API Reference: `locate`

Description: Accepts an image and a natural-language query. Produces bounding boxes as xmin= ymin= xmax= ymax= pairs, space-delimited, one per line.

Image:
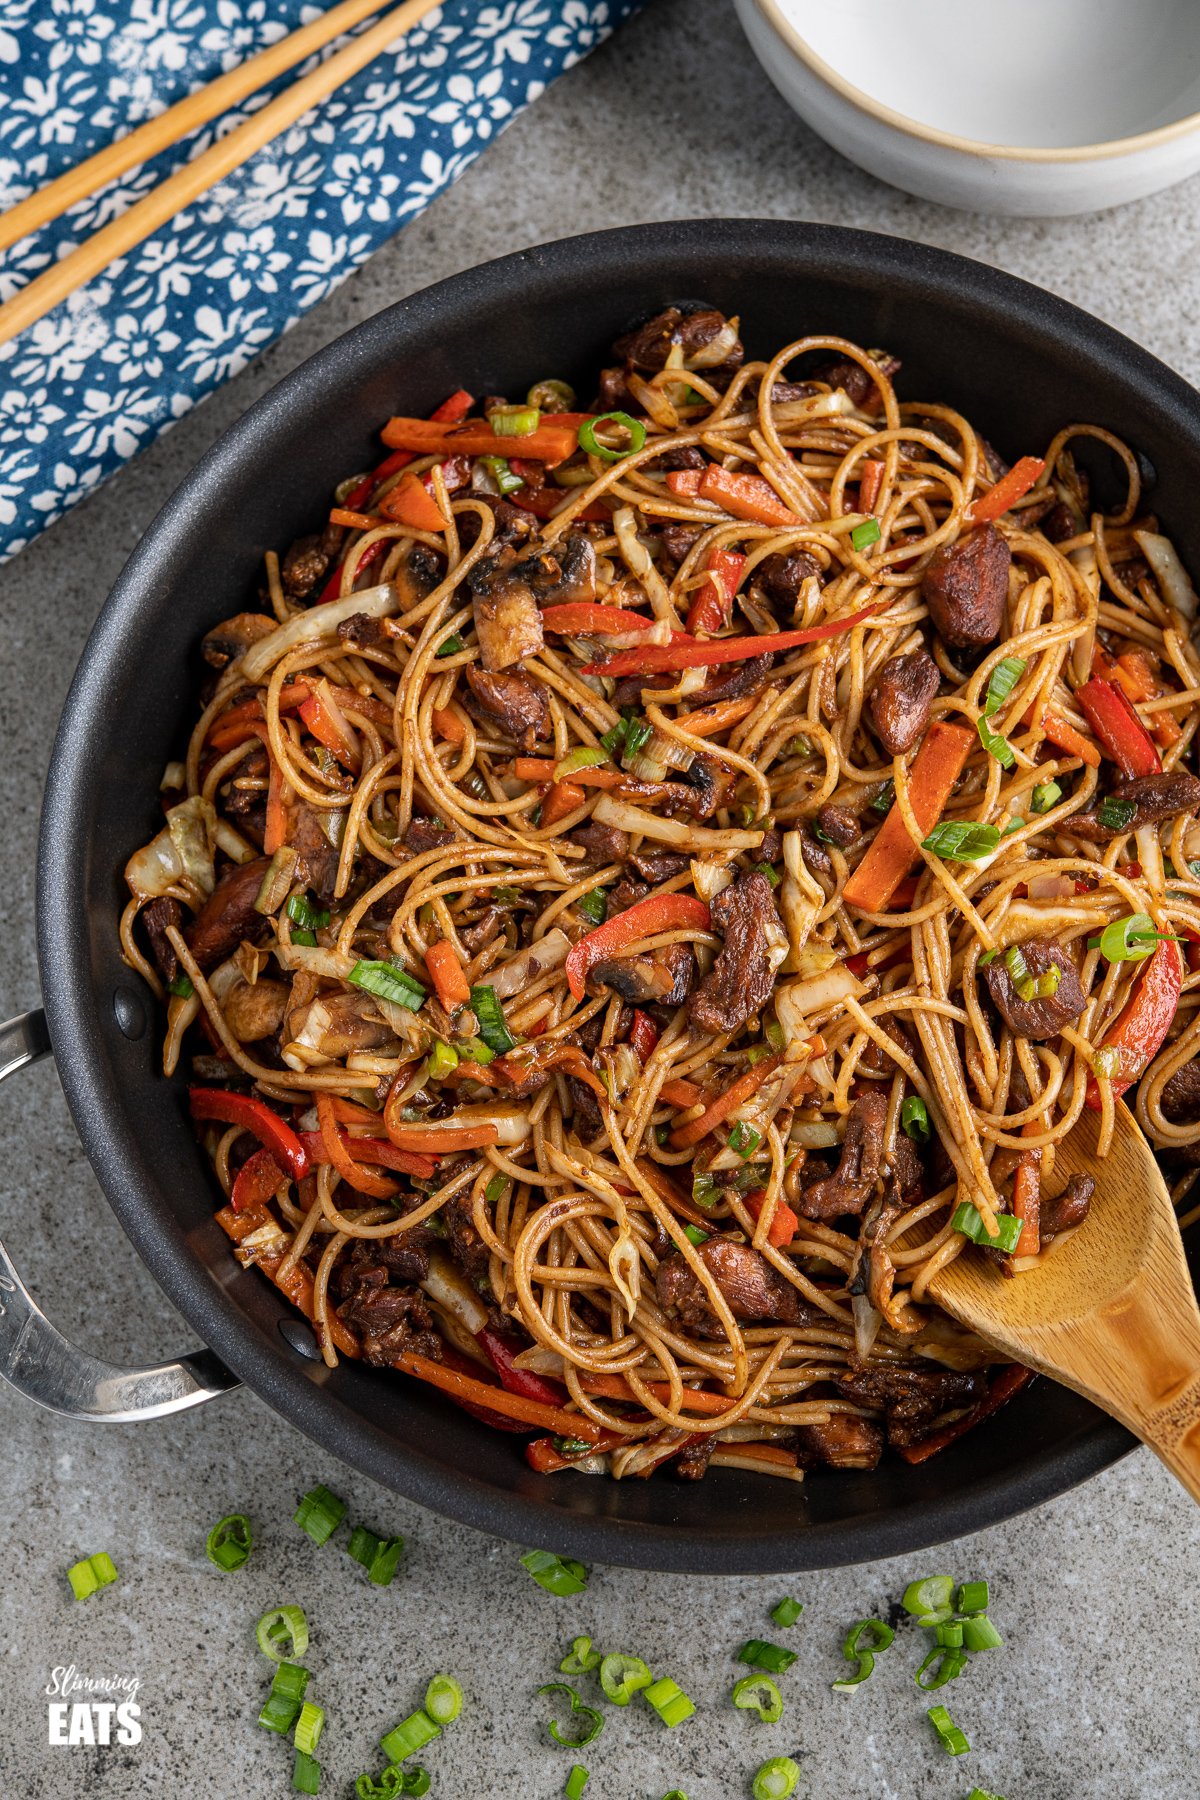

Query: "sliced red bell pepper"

xmin=565 ymin=893 xmax=711 ymax=999
xmin=580 ymin=602 xmax=881 ymax=678
xmin=968 ymin=455 xmax=1046 ymax=523
xmin=687 ymin=546 xmax=746 ymax=636
xmin=316 ymin=535 xmax=386 ymax=605
xmin=189 ymin=1088 xmax=309 ymax=1181
xmin=510 ymin=485 xmax=611 ymax=523
xmin=895 ymin=1364 xmax=1035 ymax=1463
xmin=630 ymin=1009 xmax=659 ymax=1062
xmin=430 ymin=388 xmax=475 ymax=425
xmin=476 ymin=1328 xmax=567 ymax=1406
xmin=230 ymin=1147 xmax=285 ymax=1213
xmin=540 ymin=603 xmax=655 ymax=636
xmin=1085 ymin=937 xmax=1183 ymax=1107
xmin=1075 ymin=677 xmax=1161 ymax=779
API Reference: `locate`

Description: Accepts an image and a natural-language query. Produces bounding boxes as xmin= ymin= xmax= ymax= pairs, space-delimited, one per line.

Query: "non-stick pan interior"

xmin=37 ymin=220 xmax=1200 ymax=1570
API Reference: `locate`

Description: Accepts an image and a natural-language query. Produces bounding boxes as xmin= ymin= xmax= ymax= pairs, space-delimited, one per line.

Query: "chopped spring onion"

xmin=272 ymin=1662 xmax=311 ymax=1703
xmin=927 ymin=1703 xmax=970 ymax=1756
xmin=489 ymin=405 xmax=541 ymax=437
xmin=963 ymin=1615 xmax=1004 ymax=1652
xmin=643 ymin=1676 xmax=695 ymax=1728
xmin=349 ymin=960 xmax=427 ymax=1012
xmin=260 ymin=1664 xmax=310 ymax=1734
xmin=771 ymin=1597 xmax=803 ymax=1629
xmin=576 ymin=887 xmax=608 ymax=925
xmin=564 ymin=1766 xmax=590 ymax=1800
xmin=727 ymin=1118 xmax=762 ymax=1159
xmin=555 ymin=746 xmax=610 ymax=781
xmin=380 ymin=1710 xmax=441 ymax=1764
xmin=67 ymin=1552 xmax=118 ymax=1601
xmin=205 ymin=1512 xmax=252 ymax=1572
xmin=831 ymin=1655 xmax=875 ymax=1694
xmin=754 ymin=862 xmax=781 ymax=887
xmin=484 ymin=1173 xmax=508 ymax=1204
xmin=737 ymin=1640 xmax=797 ymax=1675
xmin=599 ymin=1653 xmax=653 ymax=1705
xmin=1016 ymin=965 xmax=1060 ymax=1002
xmin=579 ymin=412 xmax=647 ymax=463
xmin=983 ymin=655 xmax=1027 ymax=715
xmin=850 ymin=517 xmax=881 ymax=552
xmin=957 ymin=1579 xmax=989 ymax=1614
xmin=294 ymin=1701 xmax=325 ymax=1755
xmin=683 ymin=1224 xmax=709 ymax=1247
xmin=257 ymin=1605 xmax=310 ymax=1662
xmin=354 ymin=1769 xmax=403 ymax=1800
xmin=288 ymin=893 xmax=331 ymax=931
xmin=521 ymin=1550 xmax=589 ymax=1596
xmin=560 ymin=1636 xmax=602 ymax=1674
xmin=347 ymin=1527 xmax=404 ymax=1586
xmin=478 ymin=454 xmax=524 ymax=496
xmin=470 ymin=984 xmax=517 ymax=1054
xmin=528 ymin=379 xmax=576 ymax=412
xmin=1094 ymin=1044 xmax=1122 ymax=1080
xmin=915 ymin=1647 xmax=968 ymax=1690
xmin=537 ymin=1683 xmax=604 ymax=1749
xmin=966 ymin=1789 xmax=1006 ymax=1800
xmin=168 ymin=971 xmax=195 ymax=999
xmin=291 ymin=930 xmax=317 ymax=947
xmin=692 ymin=1173 xmax=718 ymax=1209
xmin=552 ymin=1436 xmax=594 ymax=1459
xmin=977 ymin=716 xmax=1016 ymax=769
xmin=424 ymin=1674 xmax=463 ymax=1726
xmin=751 ymin=1756 xmax=800 ymax=1800
xmin=428 ymin=1040 xmax=459 ymax=1081
xmin=901 ymin=1095 xmax=930 ymax=1143
xmin=732 ymin=1674 xmax=783 ymax=1723
xmin=1088 ymin=912 xmax=1177 ymax=964
xmin=901 ymin=1576 xmax=955 ymax=1625
xmin=400 ymin=1775 xmax=430 ymax=1798
xmin=1030 ymin=779 xmax=1062 ymax=814
xmin=921 ymin=820 xmax=1001 ymax=862
xmin=870 ymin=778 xmax=895 ymax=816
xmin=952 ymin=1202 xmax=1022 ymax=1254
xmin=295 ymin=1484 xmax=346 ymax=1546
xmin=1002 ymin=944 xmax=1029 ymax=987
xmin=436 ymin=634 xmax=464 ymax=657
xmin=846 ymin=1619 xmax=895 ymax=1656
xmin=293 ymin=1749 xmax=322 ymax=1794
xmin=458 ymin=1036 xmax=496 ymax=1066
xmin=1096 ymin=795 xmax=1136 ymax=832
xmin=936 ymin=1621 xmax=964 ymax=1648
xmin=347 ymin=1526 xmax=381 ymax=1569
xmin=788 ymin=734 xmax=813 ymax=757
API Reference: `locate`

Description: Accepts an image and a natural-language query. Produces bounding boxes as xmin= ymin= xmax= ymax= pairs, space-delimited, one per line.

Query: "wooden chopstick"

xmin=0 ymin=0 xmax=388 ymax=257
xmin=0 ymin=0 xmax=440 ymax=351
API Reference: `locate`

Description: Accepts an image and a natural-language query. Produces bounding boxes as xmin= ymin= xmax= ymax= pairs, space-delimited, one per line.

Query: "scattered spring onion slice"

xmin=977 ymin=716 xmax=1016 ymax=769
xmin=850 ymin=517 xmax=881 ymax=552
xmin=1094 ymin=1044 xmax=1121 ymax=1080
xmin=67 ymin=1552 xmax=118 ymax=1600
xmin=257 ymin=1605 xmax=310 ymax=1663
xmin=983 ymin=655 xmax=1027 ymax=716
xmin=831 ymin=1653 xmax=875 ymax=1693
xmin=560 ymin=1636 xmax=602 ymax=1674
xmin=206 ymin=1512 xmax=252 ymax=1572
xmin=727 ymin=1118 xmax=762 ymax=1159
xmin=564 ymin=1766 xmax=590 ymax=1800
xmin=471 ymin=984 xmax=517 ymax=1054
xmin=732 ymin=1674 xmax=783 ymax=1723
xmin=599 ymin=1653 xmax=653 ymax=1705
xmin=643 ymin=1676 xmax=695 ymax=1728
xmin=846 ymin=1619 xmax=895 ymax=1656
xmin=737 ymin=1640 xmax=797 ymax=1675
xmin=555 ymin=746 xmax=610 ymax=781
xmin=349 ymin=960 xmax=427 ymax=1012
xmin=168 ymin=971 xmax=195 ymax=999
xmin=966 ymin=1789 xmax=1007 ymax=1800
xmin=484 ymin=1172 xmax=508 ymax=1204
xmin=256 ymin=845 xmax=299 ymax=916
xmin=963 ymin=1615 xmax=1004 ymax=1652
xmin=537 ymin=1683 xmax=604 ymax=1749
xmin=692 ymin=1173 xmax=718 ymax=1209
xmin=424 ymin=1674 xmax=463 ymax=1726
xmin=901 ymin=1576 xmax=955 ymax=1625
xmin=288 ymin=892 xmax=331 ymax=931
xmin=683 ymin=1223 xmax=709 ymax=1247
xmin=576 ymin=887 xmax=607 ymax=925
xmin=478 ymin=454 xmax=524 ymax=496
xmin=428 ymin=1040 xmax=459 ymax=1081
xmin=1030 ymin=779 xmax=1062 ymax=814
xmin=915 ymin=1647 xmax=968 ymax=1690
xmin=936 ymin=1621 xmax=964 ymax=1648
xmin=295 ymin=1484 xmax=346 ymax=1546
xmin=347 ymin=1527 xmax=405 ymax=1586
xmin=957 ymin=1579 xmax=989 ymax=1614
xmin=928 ymin=1703 xmax=970 ymax=1756
xmin=921 ymin=820 xmax=1001 ymax=862
xmin=579 ymin=412 xmax=647 ymax=462
xmin=901 ymin=1095 xmax=930 ymax=1144
xmin=528 ymin=379 xmax=576 ymax=412
xmin=294 ymin=1701 xmax=325 ymax=1755
xmin=1096 ymin=795 xmax=1136 ymax=832
xmin=260 ymin=1663 xmax=310 ymax=1734
xmin=751 ymin=1756 xmax=800 ymax=1800
xmin=293 ymin=1749 xmax=322 ymax=1794
xmin=458 ymin=1036 xmax=496 ymax=1066
xmin=771 ymin=1597 xmax=803 ymax=1629
xmin=952 ymin=1202 xmax=1022 ymax=1254
xmin=437 ymin=634 xmax=464 ymax=657
xmin=354 ymin=1768 xmax=403 ymax=1800
xmin=754 ymin=861 xmax=781 ymax=887
xmin=347 ymin=1526 xmax=381 ymax=1569
xmin=379 ymin=1709 xmax=441 ymax=1764
xmin=1088 ymin=913 xmax=1178 ymax=964
xmin=871 ymin=778 xmax=895 ymax=816
xmin=521 ymin=1550 xmax=589 ymax=1596
xmin=400 ymin=1775 xmax=430 ymax=1798
xmin=489 ymin=405 xmax=541 ymax=437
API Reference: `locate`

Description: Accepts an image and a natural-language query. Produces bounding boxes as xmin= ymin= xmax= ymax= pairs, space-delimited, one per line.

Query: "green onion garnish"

xmin=470 ymin=984 xmax=517 ymax=1054
xmin=901 ymin=1575 xmax=955 ymax=1625
xmin=288 ymin=893 xmax=331 ymax=931
xmin=833 ymin=1618 xmax=893 ymax=1691
xmin=831 ymin=1655 xmax=875 ymax=1693
xmin=683 ymin=1223 xmax=708 ymax=1247
xmin=915 ymin=1646 xmax=968 ymax=1690
xmin=354 ymin=1769 xmax=403 ymax=1800
xmin=1030 ymin=779 xmax=1062 ymax=814
xmin=643 ymin=1675 xmax=695 ymax=1728
xmin=428 ymin=1040 xmax=459 ymax=1081
xmin=963 ymin=1615 xmax=1004 ymax=1652
xmin=555 ymin=746 xmax=609 ymax=781
xmin=957 ymin=1579 xmax=989 ymax=1614
xmin=751 ymin=1756 xmax=800 ymax=1800
xmin=537 ymin=1683 xmax=604 ymax=1748
xmin=564 ymin=1766 xmax=590 ymax=1800
xmin=260 ymin=1663 xmax=310 ymax=1734
xmin=576 ymin=887 xmax=607 ymax=925
xmin=966 ymin=1789 xmax=1006 ymax=1800
xmin=424 ymin=1674 xmax=463 ymax=1726
xmin=489 ymin=404 xmax=541 ymax=437
xmin=731 ymin=1674 xmax=783 ymax=1723
xmin=291 ymin=930 xmax=317 ymax=947
xmin=379 ymin=1710 xmax=441 ymax=1764
xmin=294 ymin=1701 xmax=325 ymax=1755
xmin=850 ymin=517 xmax=881 ymax=552
xmin=977 ymin=716 xmax=1016 ymax=769
xmin=400 ymin=1775 xmax=430 ymax=1798
xmin=560 ymin=1635 xmax=602 ymax=1674
xmin=727 ymin=1118 xmax=762 ymax=1159
xmin=692 ymin=1173 xmax=718 ymax=1210
xmin=901 ymin=1095 xmax=930 ymax=1143
xmin=484 ymin=1173 xmax=508 ymax=1204
xmin=1088 ymin=912 xmax=1177 ymax=964
xmin=521 ymin=1549 xmax=589 ymax=1596
xmin=295 ymin=1484 xmax=346 ymax=1547
xmin=952 ymin=1201 xmax=1022 ymax=1253
xmin=257 ymin=1605 xmax=310 ymax=1662
xmin=737 ymin=1640 xmax=796 ymax=1675
xmin=983 ymin=655 xmax=1027 ymax=716
xmin=205 ymin=1512 xmax=252 ymax=1572
xmin=927 ymin=1703 xmax=970 ymax=1756
xmin=871 ymin=779 xmax=895 ymax=816
xmin=292 ymin=1749 xmax=322 ymax=1795
xmin=1096 ymin=795 xmax=1136 ymax=832
xmin=347 ymin=1527 xmax=405 ymax=1586
xmin=457 ymin=1036 xmax=496 ymax=1066
xmin=347 ymin=1525 xmax=381 ymax=1569
xmin=436 ymin=634 xmax=464 ymax=657
xmin=623 ymin=716 xmax=653 ymax=760
xmin=599 ymin=1653 xmax=653 ymax=1705
xmin=478 ymin=454 xmax=524 ymax=495
xmin=528 ymin=379 xmax=576 ymax=412
xmin=921 ymin=820 xmax=1002 ymax=862
xmin=349 ymin=960 xmax=427 ymax=1012
xmin=935 ymin=1620 xmax=964 ymax=1648
xmin=553 ymin=1436 xmax=593 ymax=1459
xmin=168 ymin=971 xmax=195 ymax=999
xmin=578 ymin=412 xmax=647 ymax=463
xmin=771 ymin=1597 xmax=803 ymax=1629
xmin=66 ymin=1552 xmax=118 ymax=1601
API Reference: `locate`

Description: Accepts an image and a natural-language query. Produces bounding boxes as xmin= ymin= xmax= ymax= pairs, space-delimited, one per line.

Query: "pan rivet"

xmin=113 ymin=987 xmax=147 ymax=1040
xmin=279 ymin=1318 xmax=321 ymax=1362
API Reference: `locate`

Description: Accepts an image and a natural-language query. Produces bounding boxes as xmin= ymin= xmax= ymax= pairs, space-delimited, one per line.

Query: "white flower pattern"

xmin=0 ymin=0 xmax=641 ymax=562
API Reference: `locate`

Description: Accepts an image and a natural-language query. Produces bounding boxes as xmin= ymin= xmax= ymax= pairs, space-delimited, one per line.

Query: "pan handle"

xmin=0 ymin=1009 xmax=241 ymax=1421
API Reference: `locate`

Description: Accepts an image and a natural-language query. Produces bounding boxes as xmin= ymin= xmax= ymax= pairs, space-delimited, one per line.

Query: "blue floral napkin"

xmin=0 ymin=0 xmax=646 ymax=564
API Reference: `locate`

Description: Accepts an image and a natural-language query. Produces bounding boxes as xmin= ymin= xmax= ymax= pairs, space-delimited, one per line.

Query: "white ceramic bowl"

xmin=735 ymin=0 xmax=1200 ymax=216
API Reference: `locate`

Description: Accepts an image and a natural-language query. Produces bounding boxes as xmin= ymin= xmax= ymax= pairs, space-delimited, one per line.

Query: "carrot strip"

xmin=207 ymin=683 xmax=311 ymax=752
xmin=299 ymin=686 xmax=359 ymax=769
xmin=539 ymin=780 xmax=587 ymax=827
xmin=215 ymin=1203 xmax=359 ymax=1355
xmin=379 ymin=471 xmax=446 ymax=533
xmin=329 ymin=507 xmax=381 ymax=531
xmin=858 ymin=458 xmax=884 ymax=512
xmin=380 ymin=417 xmax=579 ymax=466
xmin=386 ymin=1121 xmax=500 ymax=1153
xmin=316 ymin=1093 xmax=398 ymax=1200
xmin=699 ymin=463 xmax=802 ymax=526
xmin=678 ymin=694 xmax=759 ymax=737
xmin=670 ymin=1052 xmax=784 ymax=1149
xmin=431 ymin=706 xmax=466 ymax=745
xmin=969 ymin=455 xmax=1046 ymax=523
xmin=578 ymin=1372 xmax=734 ymax=1416
xmin=745 ymin=1187 xmax=800 ymax=1248
xmin=710 ymin=1441 xmax=798 ymax=1468
xmin=391 ymin=1349 xmax=604 ymax=1440
xmin=1012 ymin=1126 xmax=1042 ymax=1259
xmin=424 ymin=939 xmax=471 ymax=1010
xmin=329 ymin=1096 xmax=385 ymax=1129
xmin=659 ymin=1077 xmax=706 ymax=1108
xmin=665 ymin=469 xmax=703 ymax=498
xmin=841 ymin=721 xmax=975 ymax=913
xmin=1027 ymin=704 xmax=1101 ymax=768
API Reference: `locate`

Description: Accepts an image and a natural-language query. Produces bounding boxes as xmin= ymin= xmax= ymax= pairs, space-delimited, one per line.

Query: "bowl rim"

xmin=40 ymin=215 xmax=1181 ymax=1572
xmin=747 ymin=0 xmax=1200 ymax=163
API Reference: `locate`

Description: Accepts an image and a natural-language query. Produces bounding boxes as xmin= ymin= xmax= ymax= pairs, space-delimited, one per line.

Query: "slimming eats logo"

xmin=45 ymin=1666 xmax=143 ymax=1747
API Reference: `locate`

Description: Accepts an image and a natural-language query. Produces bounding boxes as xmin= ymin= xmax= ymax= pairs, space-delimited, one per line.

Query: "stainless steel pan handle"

xmin=0 ymin=1009 xmax=240 ymax=1421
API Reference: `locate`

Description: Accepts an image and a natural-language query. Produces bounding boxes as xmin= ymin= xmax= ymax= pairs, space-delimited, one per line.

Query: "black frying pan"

xmin=15 ymin=219 xmax=1200 ymax=1573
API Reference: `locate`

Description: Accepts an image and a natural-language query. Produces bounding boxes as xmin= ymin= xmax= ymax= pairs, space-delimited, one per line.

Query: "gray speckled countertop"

xmin=2 ymin=3 xmax=1199 ymax=1795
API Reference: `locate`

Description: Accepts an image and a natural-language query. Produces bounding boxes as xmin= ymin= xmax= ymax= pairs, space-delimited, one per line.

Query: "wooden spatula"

xmin=930 ymin=1101 xmax=1200 ymax=1501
